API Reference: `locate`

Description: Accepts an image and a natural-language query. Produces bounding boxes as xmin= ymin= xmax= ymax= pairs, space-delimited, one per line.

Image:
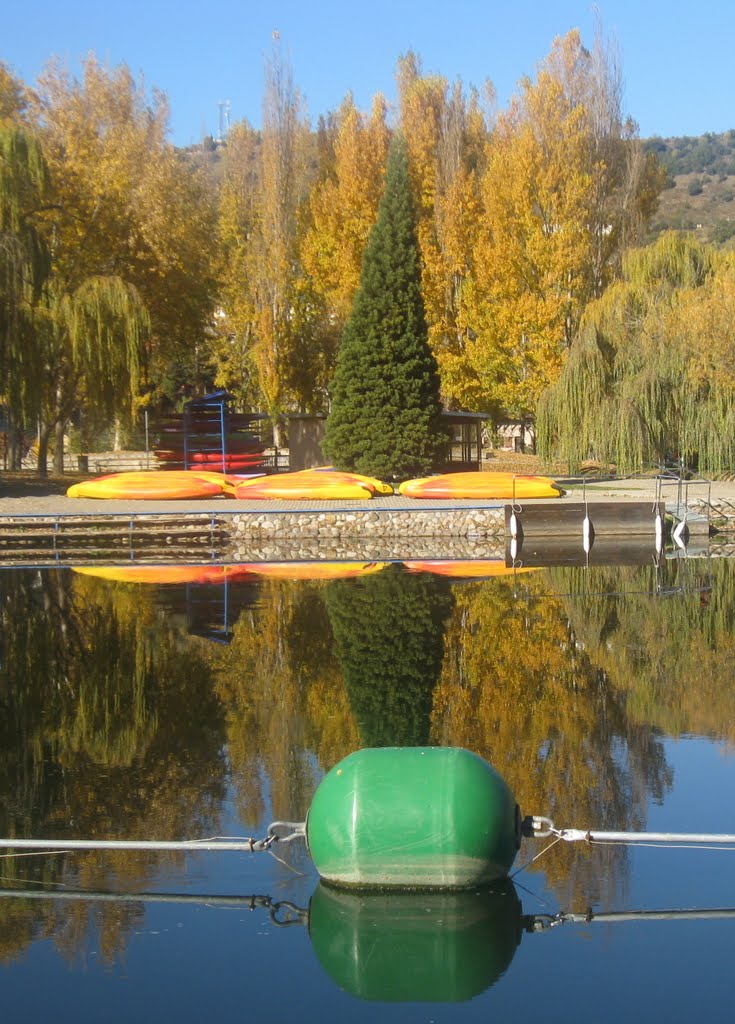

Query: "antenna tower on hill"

xmin=217 ymin=100 xmax=231 ymax=144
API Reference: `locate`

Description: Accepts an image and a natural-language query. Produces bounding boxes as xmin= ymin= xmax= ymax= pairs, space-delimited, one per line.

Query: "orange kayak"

xmin=67 ymin=470 xmax=233 ymax=500
xmin=73 ymin=564 xmax=256 ymax=585
xmin=398 ymin=472 xmax=561 ymax=500
xmin=234 ymin=470 xmax=383 ymax=500
xmin=403 ymin=560 xmax=538 ymax=578
xmin=245 ymin=561 xmax=388 ymax=580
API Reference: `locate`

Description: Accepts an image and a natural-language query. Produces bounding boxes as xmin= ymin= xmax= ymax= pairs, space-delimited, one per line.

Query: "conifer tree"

xmin=323 ymin=136 xmax=447 ymax=479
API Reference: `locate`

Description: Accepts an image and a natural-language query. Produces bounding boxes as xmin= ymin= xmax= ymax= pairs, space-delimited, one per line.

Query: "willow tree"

xmin=537 ymin=232 xmax=733 ymax=473
xmin=0 ymin=567 xmax=226 ymax=963
xmin=0 ymin=125 xmax=50 ymax=462
xmin=28 ymin=56 xmax=216 ymax=469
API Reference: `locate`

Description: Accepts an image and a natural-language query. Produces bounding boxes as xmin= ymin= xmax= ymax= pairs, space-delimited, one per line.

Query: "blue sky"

xmin=3 ymin=0 xmax=733 ymax=146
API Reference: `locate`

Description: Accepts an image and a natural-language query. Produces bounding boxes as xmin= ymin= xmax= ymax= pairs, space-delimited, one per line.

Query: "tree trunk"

xmin=8 ymin=425 xmax=24 ymax=470
xmin=37 ymin=423 xmax=51 ymax=479
xmin=272 ymin=415 xmax=285 ymax=449
xmin=53 ymin=417 xmax=66 ymax=475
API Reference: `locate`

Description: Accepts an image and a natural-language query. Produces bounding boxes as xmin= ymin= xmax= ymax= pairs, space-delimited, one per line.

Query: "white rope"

xmin=0 ymin=838 xmax=270 ymax=852
xmin=563 ymin=838 xmax=735 ymax=852
xmin=0 ymin=850 xmax=68 ymax=859
xmin=510 ymin=835 xmax=563 ymax=878
xmin=525 ymin=817 xmax=735 ymax=848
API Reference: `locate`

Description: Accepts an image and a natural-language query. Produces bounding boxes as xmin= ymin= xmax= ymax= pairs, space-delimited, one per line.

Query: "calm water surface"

xmin=1 ymin=556 xmax=734 ymax=1022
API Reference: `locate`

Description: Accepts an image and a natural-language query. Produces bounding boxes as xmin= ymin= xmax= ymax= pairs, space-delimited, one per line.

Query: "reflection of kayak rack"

xmin=153 ymin=578 xmax=260 ymax=644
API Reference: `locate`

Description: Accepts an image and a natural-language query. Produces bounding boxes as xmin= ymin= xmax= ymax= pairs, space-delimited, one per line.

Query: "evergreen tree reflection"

xmin=326 ymin=565 xmax=454 ymax=746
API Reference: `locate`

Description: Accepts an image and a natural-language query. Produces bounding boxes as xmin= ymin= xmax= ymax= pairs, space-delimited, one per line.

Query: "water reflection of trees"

xmin=4 ymin=558 xmax=735 ymax=964
xmin=552 ymin=561 xmax=735 ymax=740
xmin=429 ymin=571 xmax=673 ymax=907
xmin=325 ymin=565 xmax=454 ymax=746
xmin=205 ymin=560 xmax=735 ymax=908
xmin=0 ymin=569 xmax=226 ymax=965
xmin=209 ymin=580 xmax=359 ymax=826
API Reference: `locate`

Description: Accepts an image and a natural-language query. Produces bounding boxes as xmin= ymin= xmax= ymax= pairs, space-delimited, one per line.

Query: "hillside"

xmin=644 ymin=130 xmax=735 ymax=246
xmin=176 ymin=129 xmax=735 ymax=249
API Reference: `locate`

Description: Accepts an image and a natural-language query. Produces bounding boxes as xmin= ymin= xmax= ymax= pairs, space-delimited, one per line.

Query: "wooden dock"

xmin=504 ymin=501 xmax=666 ymax=539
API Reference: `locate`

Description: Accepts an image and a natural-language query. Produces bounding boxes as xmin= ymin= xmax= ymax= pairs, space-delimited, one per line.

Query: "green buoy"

xmin=308 ymin=882 xmax=522 ymax=1002
xmin=306 ymin=747 xmax=520 ymax=889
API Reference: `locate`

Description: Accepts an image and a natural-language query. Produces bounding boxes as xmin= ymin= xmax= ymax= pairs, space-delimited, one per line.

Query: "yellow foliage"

xmin=302 ymin=94 xmax=389 ymax=323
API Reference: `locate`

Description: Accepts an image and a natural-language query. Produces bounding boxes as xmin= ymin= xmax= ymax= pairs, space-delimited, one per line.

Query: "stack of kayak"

xmin=154 ymin=449 xmax=266 ymax=473
xmin=153 ymin=396 xmax=268 ymax=473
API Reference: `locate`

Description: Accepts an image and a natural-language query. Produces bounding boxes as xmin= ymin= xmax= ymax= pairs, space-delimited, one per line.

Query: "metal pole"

xmin=0 ymin=838 xmax=271 ymax=853
xmin=0 ymin=887 xmax=264 ymax=906
xmin=557 ymin=828 xmax=735 ymax=846
xmin=561 ymin=908 xmax=735 ymax=924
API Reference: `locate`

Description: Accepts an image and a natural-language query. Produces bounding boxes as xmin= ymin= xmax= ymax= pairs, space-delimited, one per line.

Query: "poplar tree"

xmin=323 ymin=136 xmax=446 ymax=479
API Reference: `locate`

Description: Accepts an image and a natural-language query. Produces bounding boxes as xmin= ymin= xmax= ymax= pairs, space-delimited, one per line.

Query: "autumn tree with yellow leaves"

xmin=216 ymin=42 xmax=334 ymax=438
xmin=28 ymin=58 xmax=218 ymax=471
xmin=396 ymin=54 xmax=487 ymax=397
xmin=0 ymin=58 xmax=219 ymax=474
xmin=446 ymin=30 xmax=664 ymax=428
xmin=2 ymin=30 xmax=680 ymax=471
xmin=302 ymin=93 xmax=390 ymax=327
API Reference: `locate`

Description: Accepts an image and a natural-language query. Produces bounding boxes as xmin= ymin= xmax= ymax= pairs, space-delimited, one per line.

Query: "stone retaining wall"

xmin=227 ymin=535 xmax=506 ymax=563
xmin=226 ymin=507 xmax=505 ymax=563
xmin=228 ymin=507 xmax=503 ymax=540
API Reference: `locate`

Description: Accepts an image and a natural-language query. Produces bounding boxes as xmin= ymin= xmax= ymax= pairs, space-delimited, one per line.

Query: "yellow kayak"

xmin=234 ymin=470 xmax=380 ymax=500
xmin=403 ymin=560 xmax=538 ymax=578
xmin=245 ymin=562 xmax=388 ymax=580
xmin=67 ymin=470 xmax=234 ymax=500
xmin=302 ymin=468 xmax=394 ymax=495
xmin=398 ymin=472 xmax=561 ymax=500
xmin=73 ymin=564 xmax=255 ymax=584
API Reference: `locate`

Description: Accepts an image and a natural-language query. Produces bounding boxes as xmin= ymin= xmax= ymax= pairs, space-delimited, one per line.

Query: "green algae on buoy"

xmin=308 ymin=881 xmax=522 ymax=1002
xmin=306 ymin=747 xmax=520 ymax=890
